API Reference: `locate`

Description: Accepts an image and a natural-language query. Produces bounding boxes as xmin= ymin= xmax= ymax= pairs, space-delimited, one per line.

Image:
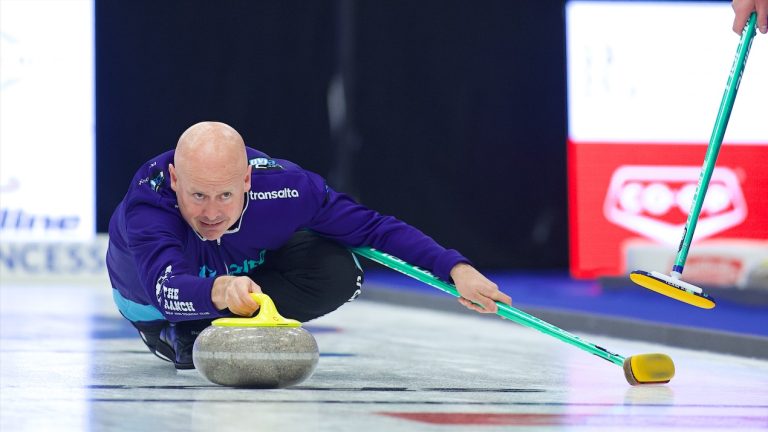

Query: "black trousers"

xmin=247 ymin=230 xmax=363 ymax=322
xmin=134 ymin=231 xmax=363 ymax=364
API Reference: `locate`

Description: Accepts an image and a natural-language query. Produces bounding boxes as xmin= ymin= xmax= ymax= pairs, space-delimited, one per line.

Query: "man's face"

xmin=170 ymin=163 xmax=251 ymax=240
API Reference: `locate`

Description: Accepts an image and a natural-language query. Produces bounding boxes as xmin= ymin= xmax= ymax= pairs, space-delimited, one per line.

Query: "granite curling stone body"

xmin=193 ymin=293 xmax=319 ymax=388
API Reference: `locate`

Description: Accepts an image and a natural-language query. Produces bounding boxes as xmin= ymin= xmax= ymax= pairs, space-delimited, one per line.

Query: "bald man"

xmin=107 ymin=121 xmax=511 ymax=369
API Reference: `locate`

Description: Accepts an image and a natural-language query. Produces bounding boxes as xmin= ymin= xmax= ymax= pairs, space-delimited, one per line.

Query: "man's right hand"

xmin=211 ymin=276 xmax=263 ymax=316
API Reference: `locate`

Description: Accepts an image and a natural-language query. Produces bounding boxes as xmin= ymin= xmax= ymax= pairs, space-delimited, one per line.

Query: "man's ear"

xmin=169 ymin=163 xmax=178 ymax=192
xmin=243 ymin=165 xmax=252 ymax=192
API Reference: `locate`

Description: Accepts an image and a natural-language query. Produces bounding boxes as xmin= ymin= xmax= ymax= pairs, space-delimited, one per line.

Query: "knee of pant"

xmin=331 ymin=254 xmax=364 ymax=302
xmin=299 ymin=239 xmax=364 ymax=302
xmin=303 ymin=266 xmax=363 ymax=320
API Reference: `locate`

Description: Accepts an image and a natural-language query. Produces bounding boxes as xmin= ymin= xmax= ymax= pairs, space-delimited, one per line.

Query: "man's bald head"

xmin=174 ymin=121 xmax=247 ymax=176
xmin=169 ymin=121 xmax=252 ymax=240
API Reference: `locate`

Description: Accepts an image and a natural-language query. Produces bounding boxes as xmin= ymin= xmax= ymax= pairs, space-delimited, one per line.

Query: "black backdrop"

xmin=96 ymin=0 xmax=568 ymax=269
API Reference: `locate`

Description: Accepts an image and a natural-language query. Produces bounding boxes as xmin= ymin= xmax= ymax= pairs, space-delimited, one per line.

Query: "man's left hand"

xmin=450 ymin=263 xmax=512 ymax=314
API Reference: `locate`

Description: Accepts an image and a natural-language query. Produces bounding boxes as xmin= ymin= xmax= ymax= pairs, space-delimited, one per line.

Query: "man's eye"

xmin=193 ymin=193 xmax=205 ymax=200
xmin=221 ymin=192 xmax=232 ymax=199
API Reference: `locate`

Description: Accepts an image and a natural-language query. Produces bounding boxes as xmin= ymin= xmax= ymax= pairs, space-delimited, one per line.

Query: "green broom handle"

xmin=352 ymin=247 xmax=626 ymax=367
xmin=673 ymin=12 xmax=757 ymax=276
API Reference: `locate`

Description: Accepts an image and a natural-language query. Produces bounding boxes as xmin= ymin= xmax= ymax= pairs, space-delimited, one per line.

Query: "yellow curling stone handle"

xmin=212 ymin=293 xmax=301 ymax=327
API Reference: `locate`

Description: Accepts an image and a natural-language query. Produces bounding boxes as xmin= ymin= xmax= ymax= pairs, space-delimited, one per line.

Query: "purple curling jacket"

xmin=107 ymin=147 xmax=468 ymax=322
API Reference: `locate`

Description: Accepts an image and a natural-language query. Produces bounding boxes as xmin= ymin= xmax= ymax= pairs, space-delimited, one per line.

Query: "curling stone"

xmin=192 ymin=293 xmax=319 ymax=388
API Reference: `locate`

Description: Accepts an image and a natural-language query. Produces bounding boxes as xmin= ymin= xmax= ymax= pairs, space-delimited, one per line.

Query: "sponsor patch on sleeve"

xmin=137 ymin=161 xmax=166 ymax=192
xmin=249 ymin=158 xmax=284 ymax=170
xmin=155 ymin=265 xmax=197 ymax=314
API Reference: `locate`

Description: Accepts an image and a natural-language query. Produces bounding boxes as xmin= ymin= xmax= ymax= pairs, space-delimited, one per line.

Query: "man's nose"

xmin=201 ymin=202 xmax=220 ymax=220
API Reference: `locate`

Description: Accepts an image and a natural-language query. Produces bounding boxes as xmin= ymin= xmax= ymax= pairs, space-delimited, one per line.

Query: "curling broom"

xmin=630 ymin=12 xmax=758 ymax=309
xmin=352 ymin=247 xmax=675 ymax=386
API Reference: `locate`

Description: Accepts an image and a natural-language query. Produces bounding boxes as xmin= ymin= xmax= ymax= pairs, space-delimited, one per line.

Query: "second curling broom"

xmin=630 ymin=12 xmax=759 ymax=309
